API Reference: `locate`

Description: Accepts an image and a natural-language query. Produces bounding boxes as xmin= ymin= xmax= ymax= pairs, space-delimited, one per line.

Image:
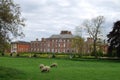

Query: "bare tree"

xmin=83 ymin=16 xmax=105 ymax=58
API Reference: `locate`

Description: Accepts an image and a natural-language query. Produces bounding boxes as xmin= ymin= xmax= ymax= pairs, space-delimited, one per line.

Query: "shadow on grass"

xmin=0 ymin=66 xmax=27 ymax=80
xmin=70 ymin=57 xmax=120 ymax=63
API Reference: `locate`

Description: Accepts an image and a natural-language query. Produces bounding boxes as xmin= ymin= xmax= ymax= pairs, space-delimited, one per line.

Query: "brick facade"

xmin=11 ymin=41 xmax=30 ymax=53
xmin=30 ymin=31 xmax=74 ymax=53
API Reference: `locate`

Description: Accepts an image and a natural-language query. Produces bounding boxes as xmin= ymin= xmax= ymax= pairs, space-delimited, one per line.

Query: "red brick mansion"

xmin=11 ymin=31 xmax=74 ymax=53
xmin=30 ymin=31 xmax=74 ymax=53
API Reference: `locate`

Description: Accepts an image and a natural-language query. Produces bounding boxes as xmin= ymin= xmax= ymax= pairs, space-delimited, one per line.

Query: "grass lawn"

xmin=0 ymin=57 xmax=120 ymax=80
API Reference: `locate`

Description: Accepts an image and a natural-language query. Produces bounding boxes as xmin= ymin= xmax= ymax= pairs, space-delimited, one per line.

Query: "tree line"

xmin=72 ymin=16 xmax=120 ymax=58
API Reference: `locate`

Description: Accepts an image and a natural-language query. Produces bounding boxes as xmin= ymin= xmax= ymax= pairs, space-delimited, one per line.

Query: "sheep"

xmin=45 ymin=66 xmax=50 ymax=72
xmin=50 ymin=63 xmax=58 ymax=68
xmin=41 ymin=66 xmax=50 ymax=72
xmin=39 ymin=64 xmax=44 ymax=69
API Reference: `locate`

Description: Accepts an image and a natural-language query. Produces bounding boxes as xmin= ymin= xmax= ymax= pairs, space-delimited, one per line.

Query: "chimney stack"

xmin=60 ymin=30 xmax=72 ymax=34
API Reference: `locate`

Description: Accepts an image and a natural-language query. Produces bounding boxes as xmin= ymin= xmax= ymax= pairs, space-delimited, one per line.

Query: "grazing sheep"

xmin=41 ymin=66 xmax=50 ymax=72
xmin=39 ymin=64 xmax=44 ymax=69
xmin=45 ymin=66 xmax=50 ymax=72
xmin=50 ymin=63 xmax=57 ymax=68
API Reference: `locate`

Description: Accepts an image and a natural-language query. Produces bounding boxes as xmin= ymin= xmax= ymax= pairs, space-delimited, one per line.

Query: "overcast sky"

xmin=14 ymin=0 xmax=120 ymax=41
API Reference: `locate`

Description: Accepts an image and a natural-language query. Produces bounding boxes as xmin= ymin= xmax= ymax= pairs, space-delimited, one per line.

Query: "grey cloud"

xmin=14 ymin=0 xmax=120 ymax=41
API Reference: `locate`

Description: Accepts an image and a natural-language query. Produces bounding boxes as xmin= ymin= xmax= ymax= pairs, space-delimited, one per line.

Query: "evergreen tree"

xmin=107 ymin=21 xmax=120 ymax=57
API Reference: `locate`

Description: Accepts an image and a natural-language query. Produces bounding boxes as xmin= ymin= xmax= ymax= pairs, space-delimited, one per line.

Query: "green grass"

xmin=0 ymin=66 xmax=26 ymax=80
xmin=0 ymin=57 xmax=120 ymax=80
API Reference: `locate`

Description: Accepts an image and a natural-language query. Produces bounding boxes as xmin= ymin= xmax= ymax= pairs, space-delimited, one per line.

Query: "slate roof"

xmin=11 ymin=41 xmax=30 ymax=44
xmin=50 ymin=34 xmax=74 ymax=39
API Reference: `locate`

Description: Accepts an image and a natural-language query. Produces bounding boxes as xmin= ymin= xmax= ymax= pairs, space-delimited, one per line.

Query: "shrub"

xmin=16 ymin=54 xmax=19 ymax=57
xmin=1 ymin=53 xmax=4 ymax=56
xmin=10 ymin=53 xmax=13 ymax=56
xmin=97 ymin=50 xmax=104 ymax=57
xmin=33 ymin=54 xmax=37 ymax=57
xmin=52 ymin=54 xmax=56 ymax=58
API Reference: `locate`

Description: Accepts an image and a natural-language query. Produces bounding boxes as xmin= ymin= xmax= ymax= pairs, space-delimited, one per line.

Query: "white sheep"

xmin=41 ymin=66 xmax=50 ymax=72
xmin=39 ymin=64 xmax=44 ymax=69
xmin=45 ymin=66 xmax=50 ymax=72
xmin=50 ymin=63 xmax=58 ymax=68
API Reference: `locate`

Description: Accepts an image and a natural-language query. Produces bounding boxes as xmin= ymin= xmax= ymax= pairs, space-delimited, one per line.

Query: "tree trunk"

xmin=107 ymin=46 xmax=113 ymax=57
xmin=93 ymin=40 xmax=97 ymax=58
xmin=117 ymin=46 xmax=120 ymax=58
